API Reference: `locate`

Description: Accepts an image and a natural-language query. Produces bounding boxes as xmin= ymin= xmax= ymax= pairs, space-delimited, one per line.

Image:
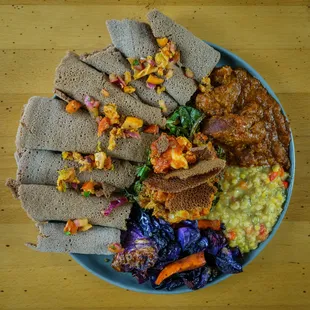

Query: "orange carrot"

xmin=155 ymin=251 xmax=206 ymax=285
xmin=64 ymin=219 xmax=78 ymax=235
xmin=66 ymin=100 xmax=81 ymax=114
xmin=198 ymin=219 xmax=221 ymax=231
xmin=143 ymin=124 xmax=159 ymax=135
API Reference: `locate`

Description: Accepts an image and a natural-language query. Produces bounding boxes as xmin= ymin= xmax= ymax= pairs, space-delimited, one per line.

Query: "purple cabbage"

xmin=215 ymin=247 xmax=243 ymax=274
xmin=177 ymin=226 xmax=200 ymax=251
xmin=203 ymin=228 xmax=228 ymax=256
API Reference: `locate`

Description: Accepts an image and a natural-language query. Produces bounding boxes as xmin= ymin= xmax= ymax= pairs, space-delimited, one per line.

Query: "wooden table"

xmin=0 ymin=0 xmax=309 ymax=309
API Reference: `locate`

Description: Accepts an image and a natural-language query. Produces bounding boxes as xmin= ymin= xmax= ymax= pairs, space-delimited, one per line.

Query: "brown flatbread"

xmin=164 ymin=158 xmax=226 ymax=180
xmin=143 ymin=173 xmax=212 ymax=193
xmin=26 ymin=222 xmax=120 ymax=255
xmin=165 ymin=183 xmax=217 ymax=213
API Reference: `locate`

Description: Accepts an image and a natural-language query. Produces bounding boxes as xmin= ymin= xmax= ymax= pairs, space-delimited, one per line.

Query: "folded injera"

xmin=54 ymin=51 xmax=165 ymax=127
xmin=16 ymin=97 xmax=156 ymax=163
xmin=80 ymin=45 xmax=178 ymax=115
xmin=19 ymin=184 xmax=132 ymax=230
xmin=16 ymin=149 xmax=136 ymax=189
xmin=147 ymin=9 xmax=220 ymax=81
xmin=106 ymin=19 xmax=197 ymax=105
xmin=26 ymin=222 xmax=120 ymax=255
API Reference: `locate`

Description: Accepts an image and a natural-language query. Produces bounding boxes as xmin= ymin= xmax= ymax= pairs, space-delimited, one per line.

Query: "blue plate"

xmin=71 ymin=42 xmax=295 ymax=294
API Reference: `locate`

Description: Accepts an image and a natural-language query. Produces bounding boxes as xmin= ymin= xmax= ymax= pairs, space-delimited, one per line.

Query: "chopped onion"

xmin=146 ymin=82 xmax=156 ymax=89
xmin=102 ymin=197 xmax=128 ymax=216
xmin=123 ymin=130 xmax=141 ymax=139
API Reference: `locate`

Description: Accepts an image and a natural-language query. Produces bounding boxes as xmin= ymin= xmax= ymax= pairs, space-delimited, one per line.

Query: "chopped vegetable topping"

xmin=155 ymin=251 xmax=206 ymax=285
xmin=81 ymin=180 xmax=96 ymax=196
xmin=101 ymin=88 xmax=110 ymax=97
xmin=123 ymin=85 xmax=136 ymax=94
xmin=121 ymin=116 xmax=143 ymax=130
xmin=97 ymin=116 xmax=111 ymax=137
xmin=156 ymin=37 xmax=168 ymax=47
xmin=146 ymin=74 xmax=165 ymax=85
xmin=185 ymin=68 xmax=194 ymax=78
xmin=56 ymin=167 xmax=80 ymax=192
xmin=102 ymin=197 xmax=128 ymax=216
xmin=94 ymin=152 xmax=107 ymax=169
xmin=156 ymin=86 xmax=166 ymax=94
xmin=65 ymin=100 xmax=82 ymax=114
xmin=158 ymin=100 xmax=168 ymax=113
xmin=103 ymin=103 xmax=120 ymax=125
xmin=84 ymin=95 xmax=100 ymax=118
xmin=143 ymin=124 xmax=159 ymax=135
xmin=64 ymin=218 xmax=92 ymax=235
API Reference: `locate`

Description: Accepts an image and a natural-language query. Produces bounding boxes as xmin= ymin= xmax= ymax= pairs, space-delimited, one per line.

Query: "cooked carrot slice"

xmin=198 ymin=219 xmax=221 ymax=231
xmin=155 ymin=251 xmax=206 ymax=285
xmin=146 ymin=74 xmax=165 ymax=85
xmin=98 ymin=117 xmax=111 ymax=137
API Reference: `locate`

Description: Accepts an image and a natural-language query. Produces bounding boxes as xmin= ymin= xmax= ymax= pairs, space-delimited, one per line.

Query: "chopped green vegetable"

xmin=136 ymin=165 xmax=151 ymax=182
xmin=83 ymin=191 xmax=91 ymax=197
xmin=132 ymin=59 xmax=140 ymax=66
xmin=215 ymin=145 xmax=226 ymax=160
xmin=166 ymin=106 xmax=204 ymax=138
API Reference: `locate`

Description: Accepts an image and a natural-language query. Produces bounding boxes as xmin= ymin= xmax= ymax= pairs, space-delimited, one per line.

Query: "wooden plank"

xmin=0 ymin=5 xmax=309 ymax=50
xmin=0 ymin=1 xmax=308 ymax=6
xmin=0 ymin=49 xmax=309 ymax=94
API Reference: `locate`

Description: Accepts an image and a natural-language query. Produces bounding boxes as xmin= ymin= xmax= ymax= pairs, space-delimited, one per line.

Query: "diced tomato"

xmin=282 ymin=181 xmax=289 ymax=189
xmin=98 ymin=117 xmax=111 ymax=137
xmin=143 ymin=124 xmax=159 ymax=134
xmin=269 ymin=172 xmax=278 ymax=181
xmin=258 ymin=224 xmax=268 ymax=241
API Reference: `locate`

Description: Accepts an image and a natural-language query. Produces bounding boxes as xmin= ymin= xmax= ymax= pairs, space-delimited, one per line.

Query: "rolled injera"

xmin=27 ymin=222 xmax=120 ymax=255
xmin=106 ymin=19 xmax=197 ymax=105
xmin=19 ymin=184 xmax=132 ymax=230
xmin=54 ymin=51 xmax=165 ymax=127
xmin=16 ymin=97 xmax=156 ymax=163
xmin=16 ymin=149 xmax=136 ymax=189
xmin=147 ymin=9 xmax=220 ymax=81
xmin=81 ymin=45 xmax=178 ymax=115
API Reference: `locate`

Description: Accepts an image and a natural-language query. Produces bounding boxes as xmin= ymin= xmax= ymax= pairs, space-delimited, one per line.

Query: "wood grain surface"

xmin=0 ymin=1 xmax=309 ymax=309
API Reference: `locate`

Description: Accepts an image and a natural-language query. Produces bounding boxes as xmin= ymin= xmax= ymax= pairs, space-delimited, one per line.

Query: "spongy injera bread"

xmin=106 ymin=19 xmax=197 ymax=106
xmin=190 ymin=142 xmax=217 ymax=161
xmin=106 ymin=19 xmax=158 ymax=58
xmin=147 ymin=9 xmax=220 ymax=81
xmin=16 ymin=97 xmax=156 ymax=163
xmin=16 ymin=149 xmax=136 ymax=189
xmin=80 ymin=45 xmax=178 ymax=115
xmin=143 ymin=173 xmax=212 ymax=193
xmin=54 ymin=51 xmax=165 ymax=127
xmin=19 ymin=184 xmax=132 ymax=229
xmin=165 ymin=183 xmax=217 ymax=213
xmin=26 ymin=222 xmax=120 ymax=255
xmin=164 ymin=158 xmax=226 ymax=180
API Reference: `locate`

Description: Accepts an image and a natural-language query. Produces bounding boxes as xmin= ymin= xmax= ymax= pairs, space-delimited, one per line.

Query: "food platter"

xmin=71 ymin=41 xmax=295 ymax=294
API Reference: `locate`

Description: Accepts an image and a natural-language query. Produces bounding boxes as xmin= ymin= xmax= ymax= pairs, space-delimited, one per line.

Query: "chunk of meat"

xmin=203 ymin=115 xmax=266 ymax=146
xmin=196 ymin=80 xmax=241 ymax=116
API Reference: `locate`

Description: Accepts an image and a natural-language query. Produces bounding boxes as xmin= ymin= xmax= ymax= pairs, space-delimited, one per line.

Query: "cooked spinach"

xmin=166 ymin=106 xmax=205 ymax=138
